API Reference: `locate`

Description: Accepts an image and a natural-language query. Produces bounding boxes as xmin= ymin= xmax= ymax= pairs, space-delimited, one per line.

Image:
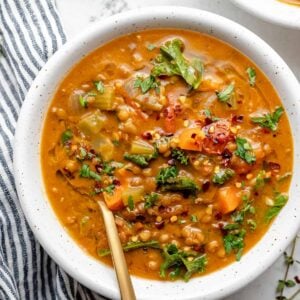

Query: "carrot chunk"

xmin=217 ymin=186 xmax=241 ymax=214
xmin=103 ymin=186 xmax=124 ymax=211
xmin=178 ymin=128 xmax=205 ymax=151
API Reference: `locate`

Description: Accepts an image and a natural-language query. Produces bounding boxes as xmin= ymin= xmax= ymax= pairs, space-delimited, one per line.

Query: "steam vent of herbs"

xmin=41 ymin=29 xmax=293 ymax=281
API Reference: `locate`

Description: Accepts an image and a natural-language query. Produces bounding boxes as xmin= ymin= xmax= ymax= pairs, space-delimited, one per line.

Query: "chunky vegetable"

xmin=152 ymin=39 xmax=203 ymax=89
xmin=217 ymin=186 xmax=241 ymax=214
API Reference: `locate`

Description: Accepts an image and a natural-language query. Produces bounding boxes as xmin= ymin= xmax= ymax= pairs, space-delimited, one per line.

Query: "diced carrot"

xmin=103 ymin=186 xmax=124 ymax=211
xmin=164 ymin=106 xmax=176 ymax=133
xmin=217 ymin=186 xmax=241 ymax=214
xmin=178 ymin=128 xmax=205 ymax=151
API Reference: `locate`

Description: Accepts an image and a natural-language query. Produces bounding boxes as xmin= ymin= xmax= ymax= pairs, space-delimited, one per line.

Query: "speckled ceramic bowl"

xmin=14 ymin=6 xmax=300 ymax=300
xmin=231 ymin=0 xmax=300 ymax=29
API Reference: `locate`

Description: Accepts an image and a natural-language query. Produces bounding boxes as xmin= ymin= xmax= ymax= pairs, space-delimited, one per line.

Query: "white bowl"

xmin=14 ymin=6 xmax=300 ymax=300
xmin=231 ymin=0 xmax=300 ymax=29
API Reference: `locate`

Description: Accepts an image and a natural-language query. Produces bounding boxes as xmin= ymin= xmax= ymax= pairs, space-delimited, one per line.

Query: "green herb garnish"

xmin=251 ymin=107 xmax=284 ymax=132
xmin=79 ymin=95 xmax=88 ymax=108
xmin=94 ymin=80 xmax=105 ymax=94
xmin=61 ymin=129 xmax=73 ymax=144
xmin=223 ymin=228 xmax=246 ymax=261
xmin=146 ymin=43 xmax=156 ymax=51
xmin=128 ymin=195 xmax=134 ymax=211
xmin=98 ymin=240 xmax=160 ymax=257
xmin=247 ymin=219 xmax=257 ymax=231
xmin=101 ymin=184 xmax=115 ymax=195
xmin=79 ymin=164 xmax=101 ymax=181
xmin=134 ymin=75 xmax=159 ymax=94
xmin=144 ymin=192 xmax=159 ymax=209
xmin=216 ymin=83 xmax=235 ymax=104
xmin=124 ymin=151 xmax=157 ymax=168
xmin=151 ymin=39 xmax=203 ymax=89
xmin=246 ymin=67 xmax=256 ymax=86
xmin=190 ymin=215 xmax=198 ymax=222
xmin=171 ymin=148 xmax=189 ymax=165
xmin=160 ymin=177 xmax=199 ymax=195
xmin=212 ymin=168 xmax=235 ymax=185
xmin=160 ymin=244 xmax=207 ymax=281
xmin=235 ymin=137 xmax=256 ymax=164
xmin=156 ymin=166 xmax=179 ymax=185
xmin=231 ymin=196 xmax=255 ymax=224
xmin=265 ymin=193 xmax=288 ymax=223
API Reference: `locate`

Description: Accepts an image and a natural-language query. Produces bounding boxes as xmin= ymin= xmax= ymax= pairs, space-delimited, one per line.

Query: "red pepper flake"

xmin=232 ymin=115 xmax=244 ymax=124
xmin=191 ymin=133 xmax=197 ymax=139
xmin=202 ymin=180 xmax=210 ymax=192
xmin=193 ymin=244 xmax=205 ymax=253
xmin=268 ymin=161 xmax=281 ymax=172
xmin=214 ymin=212 xmax=222 ymax=220
xmin=112 ymin=179 xmax=121 ymax=186
xmin=142 ymin=131 xmax=152 ymax=140
xmin=295 ymin=276 xmax=300 ymax=284
xmin=155 ymin=221 xmax=165 ymax=229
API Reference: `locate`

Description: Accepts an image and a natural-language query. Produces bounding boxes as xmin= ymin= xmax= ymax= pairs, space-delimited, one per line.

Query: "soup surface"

xmin=41 ymin=29 xmax=293 ymax=281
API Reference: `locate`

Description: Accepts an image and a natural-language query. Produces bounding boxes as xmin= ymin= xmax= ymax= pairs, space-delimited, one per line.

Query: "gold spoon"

xmin=98 ymin=201 xmax=136 ymax=300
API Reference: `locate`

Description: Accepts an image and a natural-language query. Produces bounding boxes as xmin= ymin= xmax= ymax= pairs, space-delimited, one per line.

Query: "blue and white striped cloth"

xmin=0 ymin=0 xmax=126 ymax=299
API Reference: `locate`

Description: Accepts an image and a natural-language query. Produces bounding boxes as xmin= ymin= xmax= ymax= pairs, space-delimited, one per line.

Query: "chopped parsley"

xmin=128 ymin=195 xmax=134 ymax=211
xmin=212 ymin=168 xmax=235 ymax=185
xmin=223 ymin=228 xmax=246 ymax=261
xmin=246 ymin=67 xmax=256 ymax=86
xmin=251 ymin=107 xmax=284 ymax=132
xmin=265 ymin=193 xmax=288 ymax=223
xmin=101 ymin=184 xmax=115 ymax=195
xmin=160 ymin=244 xmax=207 ymax=281
xmin=61 ymin=129 xmax=73 ymax=144
xmin=216 ymin=83 xmax=235 ymax=104
xmin=124 ymin=152 xmax=157 ymax=168
xmin=171 ymin=148 xmax=189 ymax=165
xmin=156 ymin=166 xmax=179 ymax=185
xmin=79 ymin=95 xmax=88 ymax=108
xmin=79 ymin=164 xmax=101 ymax=181
xmin=190 ymin=215 xmax=198 ymax=222
xmin=144 ymin=192 xmax=159 ymax=209
xmin=247 ymin=219 xmax=257 ymax=231
xmin=133 ymin=75 xmax=159 ymax=94
xmin=146 ymin=43 xmax=156 ymax=51
xmin=160 ymin=177 xmax=199 ymax=195
xmin=94 ymin=80 xmax=105 ymax=93
xmin=254 ymin=170 xmax=268 ymax=190
xmin=235 ymin=137 xmax=256 ymax=164
xmin=151 ymin=39 xmax=203 ymax=89
xmin=231 ymin=196 xmax=255 ymax=224
xmin=98 ymin=240 xmax=160 ymax=257
xmin=102 ymin=162 xmax=115 ymax=176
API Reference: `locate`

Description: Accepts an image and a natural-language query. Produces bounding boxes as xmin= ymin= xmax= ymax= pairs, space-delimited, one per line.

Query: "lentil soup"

xmin=41 ymin=29 xmax=293 ymax=281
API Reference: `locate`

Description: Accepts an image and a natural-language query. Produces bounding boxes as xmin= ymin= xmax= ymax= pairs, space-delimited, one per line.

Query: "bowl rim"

xmin=231 ymin=0 xmax=300 ymax=29
xmin=13 ymin=6 xmax=300 ymax=300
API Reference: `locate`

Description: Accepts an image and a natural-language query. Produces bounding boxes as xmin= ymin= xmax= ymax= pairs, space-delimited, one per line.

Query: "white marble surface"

xmin=56 ymin=0 xmax=300 ymax=299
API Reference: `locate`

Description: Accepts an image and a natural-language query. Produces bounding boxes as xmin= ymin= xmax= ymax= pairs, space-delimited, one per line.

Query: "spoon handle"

xmin=98 ymin=201 xmax=136 ymax=300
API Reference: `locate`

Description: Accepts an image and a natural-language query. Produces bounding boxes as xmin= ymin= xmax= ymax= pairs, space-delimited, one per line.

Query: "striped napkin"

xmin=0 ymin=0 xmax=126 ymax=299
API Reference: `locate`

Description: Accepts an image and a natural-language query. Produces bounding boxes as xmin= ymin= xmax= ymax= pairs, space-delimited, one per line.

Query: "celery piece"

xmin=121 ymin=186 xmax=145 ymax=206
xmin=91 ymin=134 xmax=114 ymax=161
xmin=130 ymin=139 xmax=155 ymax=155
xmin=78 ymin=111 xmax=107 ymax=136
xmin=91 ymin=86 xmax=115 ymax=110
